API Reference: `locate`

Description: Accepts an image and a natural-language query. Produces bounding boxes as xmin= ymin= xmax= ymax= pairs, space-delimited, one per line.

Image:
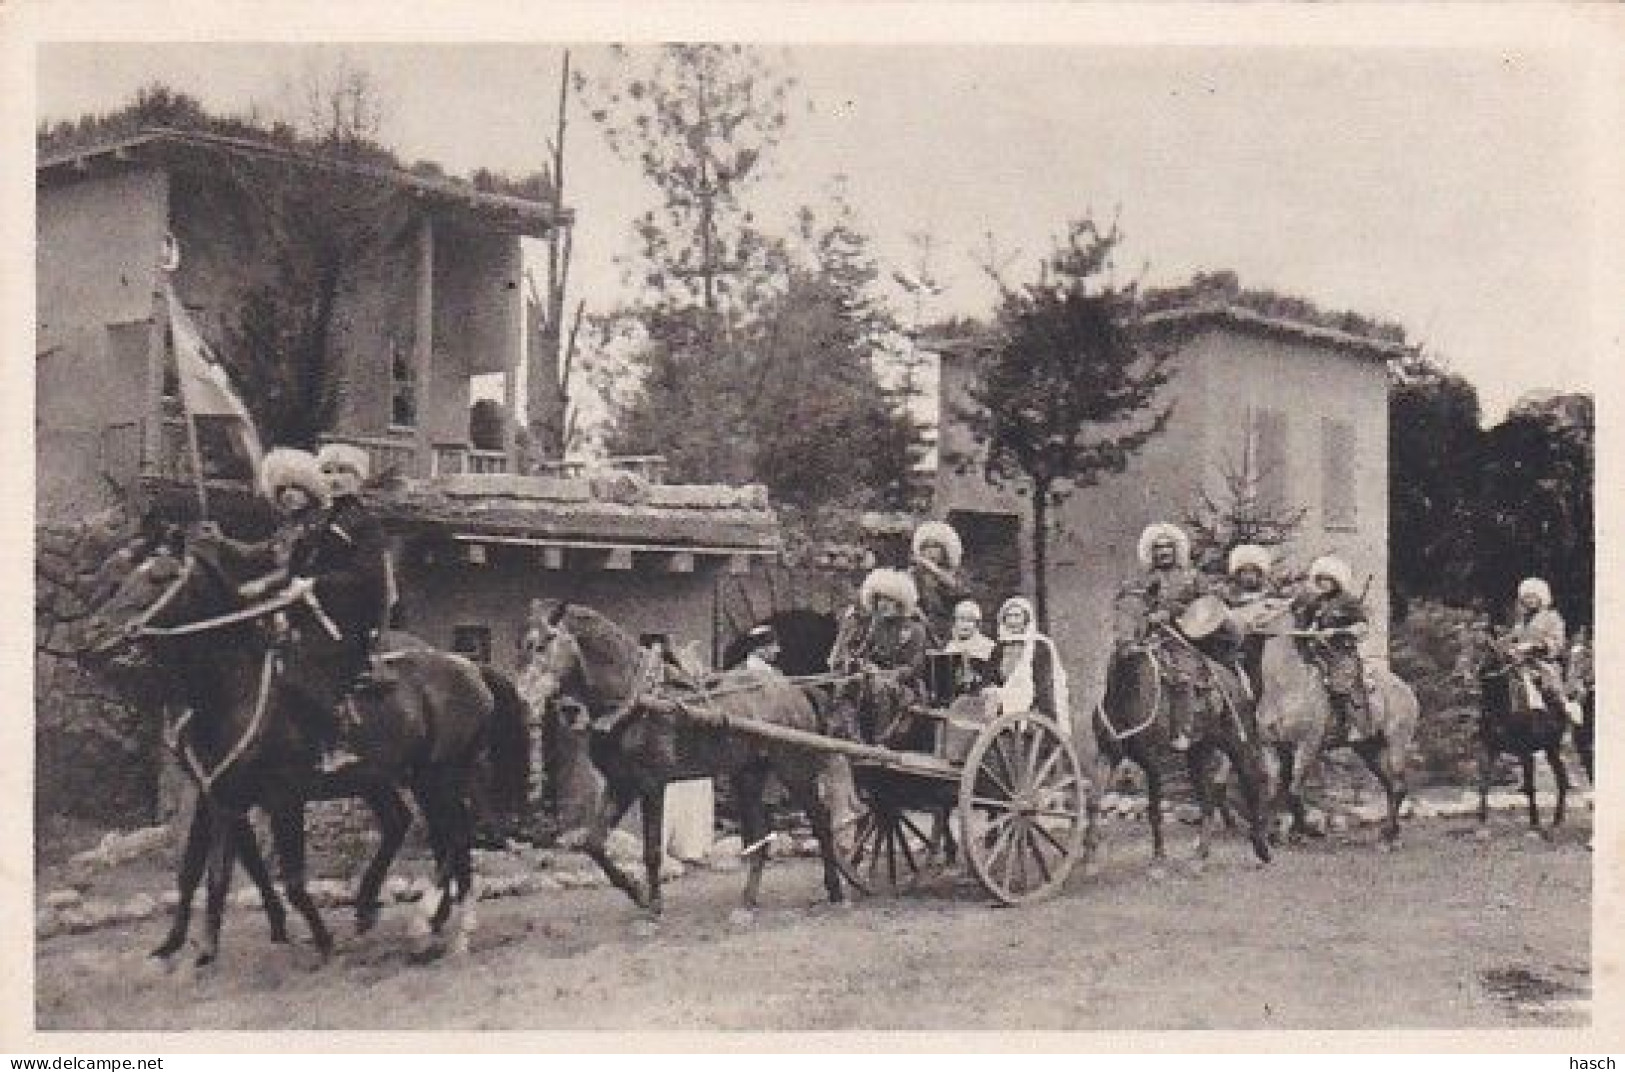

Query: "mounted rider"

xmin=1509 ymin=577 xmax=1581 ymax=724
xmin=1292 ymin=555 xmax=1372 ymax=743
xmin=227 ymin=444 xmax=391 ymax=772
xmin=1221 ymin=543 xmax=1287 ymax=697
xmin=829 ymin=568 xmax=931 ymax=744
xmin=909 ymin=520 xmax=968 ymax=647
xmin=1128 ymin=522 xmax=1224 ymax=750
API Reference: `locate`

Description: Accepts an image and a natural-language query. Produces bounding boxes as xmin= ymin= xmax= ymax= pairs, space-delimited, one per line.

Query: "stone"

xmin=45 ymin=888 xmax=83 ymax=911
xmin=123 ymin=894 xmax=159 ymax=921
xmin=604 ymin=829 xmax=642 ymax=862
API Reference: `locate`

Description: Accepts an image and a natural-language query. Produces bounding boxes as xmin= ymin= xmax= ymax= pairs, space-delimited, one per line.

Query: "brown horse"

xmin=1456 ymin=624 xmax=1573 ymax=837
xmin=82 ymin=526 xmax=528 ymax=965
xmin=1246 ymin=600 xmax=1419 ymax=848
xmin=521 ymin=601 xmax=847 ymax=917
xmin=1093 ymin=589 xmax=1273 ymax=866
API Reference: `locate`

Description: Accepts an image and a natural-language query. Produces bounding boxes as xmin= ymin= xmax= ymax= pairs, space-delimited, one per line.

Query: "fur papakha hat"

xmin=911 ymin=520 xmax=963 ymax=570
xmin=316 ymin=441 xmax=371 ymax=480
xmin=1228 ymin=543 xmax=1272 ymax=576
xmin=1137 ymin=523 xmax=1191 ymax=570
xmin=1308 ymin=555 xmax=1354 ymax=593
xmin=859 ymin=568 xmax=920 ymax=616
xmin=1517 ymin=577 xmax=1552 ymax=608
xmin=259 ymin=447 xmax=330 ymax=507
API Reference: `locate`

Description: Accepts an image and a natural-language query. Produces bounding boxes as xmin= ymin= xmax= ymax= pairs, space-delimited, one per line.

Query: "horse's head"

xmin=1452 ymin=622 xmax=1515 ymax=687
xmin=81 ymin=525 xmax=238 ymax=665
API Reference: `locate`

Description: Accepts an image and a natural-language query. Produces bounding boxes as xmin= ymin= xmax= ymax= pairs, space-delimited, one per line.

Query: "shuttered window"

xmin=1322 ymin=417 xmax=1358 ymax=530
xmin=1251 ymin=408 xmax=1290 ymax=512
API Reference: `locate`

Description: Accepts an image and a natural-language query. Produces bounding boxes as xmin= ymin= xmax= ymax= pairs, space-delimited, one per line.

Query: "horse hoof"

xmin=1148 ymin=865 xmax=1168 ymax=882
xmin=193 ymin=949 xmax=217 ymax=970
xmin=728 ymin=907 xmax=757 ymax=927
xmin=1525 ymin=829 xmax=1547 ymax=842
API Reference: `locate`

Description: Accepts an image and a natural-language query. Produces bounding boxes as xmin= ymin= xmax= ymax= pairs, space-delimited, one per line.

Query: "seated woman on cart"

xmin=984 ymin=596 xmax=1072 ymax=738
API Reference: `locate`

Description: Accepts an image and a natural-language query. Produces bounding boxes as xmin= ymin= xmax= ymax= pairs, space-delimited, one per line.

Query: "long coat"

xmin=291 ymin=495 xmax=390 ymax=672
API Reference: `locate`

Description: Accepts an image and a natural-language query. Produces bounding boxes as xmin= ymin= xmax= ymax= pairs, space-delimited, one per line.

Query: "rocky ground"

xmin=34 ymin=784 xmax=1592 ymax=1033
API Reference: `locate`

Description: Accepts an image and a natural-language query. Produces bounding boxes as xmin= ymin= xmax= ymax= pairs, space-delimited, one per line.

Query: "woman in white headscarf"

xmin=988 ymin=597 xmax=1072 ymax=737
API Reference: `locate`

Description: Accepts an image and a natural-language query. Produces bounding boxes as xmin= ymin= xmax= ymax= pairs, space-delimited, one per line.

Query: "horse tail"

xmin=477 ymin=664 xmax=531 ymax=818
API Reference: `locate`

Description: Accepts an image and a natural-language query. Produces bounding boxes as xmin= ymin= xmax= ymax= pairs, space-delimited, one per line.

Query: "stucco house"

xmin=932 ymin=281 xmax=1408 ymax=709
xmin=34 ymin=128 xmax=783 ymax=827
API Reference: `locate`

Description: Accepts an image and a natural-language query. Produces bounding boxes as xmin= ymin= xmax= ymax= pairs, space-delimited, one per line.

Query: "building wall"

xmin=935 ymin=323 xmax=1389 ymax=712
xmin=36 ymin=169 xmax=171 ymax=523
xmin=397 ymin=545 xmax=729 ymax=676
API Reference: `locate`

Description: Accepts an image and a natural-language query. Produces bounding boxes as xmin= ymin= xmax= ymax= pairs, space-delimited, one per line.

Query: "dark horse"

xmin=1093 ymin=589 xmax=1273 ymax=866
xmin=82 ymin=526 xmax=528 ymax=965
xmin=520 ymin=600 xmax=847 ymax=916
xmin=1455 ymin=625 xmax=1573 ymax=838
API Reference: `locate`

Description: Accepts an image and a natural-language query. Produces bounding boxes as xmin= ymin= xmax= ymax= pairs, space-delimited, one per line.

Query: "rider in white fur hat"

xmin=260 ymin=447 xmax=330 ymax=514
xmin=1136 ymin=522 xmax=1205 ymax=625
xmin=1510 ymin=576 xmax=1576 ymax=720
xmin=1295 ymin=555 xmax=1371 ymax=741
xmin=910 ymin=520 xmax=967 ymax=647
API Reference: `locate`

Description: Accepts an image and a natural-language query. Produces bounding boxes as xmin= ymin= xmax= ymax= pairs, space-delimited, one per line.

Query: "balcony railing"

xmin=431 ymin=442 xmax=510 ymax=477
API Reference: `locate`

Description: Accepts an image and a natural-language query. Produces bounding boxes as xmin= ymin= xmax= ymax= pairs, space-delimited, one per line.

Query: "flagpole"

xmin=161 ymin=236 xmax=210 ymax=521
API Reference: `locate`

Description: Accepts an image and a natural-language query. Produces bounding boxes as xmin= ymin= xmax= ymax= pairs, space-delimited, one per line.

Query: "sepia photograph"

xmin=9 ymin=3 xmax=1618 ymax=1046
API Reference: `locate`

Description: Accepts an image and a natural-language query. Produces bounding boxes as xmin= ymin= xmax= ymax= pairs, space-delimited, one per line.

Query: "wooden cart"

xmin=670 ymin=673 xmax=1091 ymax=906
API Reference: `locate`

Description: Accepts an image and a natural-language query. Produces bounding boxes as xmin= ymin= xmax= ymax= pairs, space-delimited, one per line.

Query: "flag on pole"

xmin=162 ymin=278 xmax=264 ymax=480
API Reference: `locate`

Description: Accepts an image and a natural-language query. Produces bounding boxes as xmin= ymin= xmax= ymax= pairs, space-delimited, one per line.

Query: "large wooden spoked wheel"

xmin=834 ymin=774 xmax=952 ymax=896
xmin=958 ymin=711 xmax=1088 ymax=905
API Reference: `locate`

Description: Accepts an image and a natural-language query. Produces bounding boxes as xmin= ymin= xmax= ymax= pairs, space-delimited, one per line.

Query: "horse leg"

xmin=788 ymin=769 xmax=846 ymax=906
xmin=1521 ymin=752 xmax=1541 ymax=832
xmin=439 ymin=774 xmax=479 ymax=956
xmin=1354 ymin=740 xmax=1402 ymax=848
xmin=1477 ymin=739 xmax=1495 ymax=830
xmin=1549 ymin=747 xmax=1569 ymax=829
xmin=639 ymin=786 xmax=666 ymax=918
xmin=232 ymin=811 xmax=289 ymax=944
xmin=195 ymin=806 xmax=240 ymax=967
xmin=580 ymin=780 xmax=648 ymax=909
xmin=1187 ymin=743 xmax=1215 ymax=861
xmin=734 ymin=765 xmax=773 ymax=911
xmin=1221 ymin=738 xmax=1273 ymax=865
xmin=1143 ymin=754 xmax=1167 ymax=864
xmin=152 ymin=795 xmax=210 ymax=959
xmin=268 ymin=799 xmax=333 ymax=958
xmin=355 ymin=785 xmax=413 ymax=934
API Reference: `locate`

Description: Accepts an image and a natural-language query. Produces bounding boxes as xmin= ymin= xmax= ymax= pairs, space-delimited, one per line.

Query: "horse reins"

xmin=165 ymin=645 xmax=280 ymax=797
xmin=1096 ymin=642 xmax=1164 ymax=742
xmin=133 ymin=557 xmax=343 ymax=641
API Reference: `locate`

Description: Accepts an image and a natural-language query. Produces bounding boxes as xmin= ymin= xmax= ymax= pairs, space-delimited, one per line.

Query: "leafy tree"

xmin=951 ymin=217 xmax=1178 ymax=629
xmin=1388 ymin=360 xmax=1484 ymax=615
xmin=581 ymin=47 xmax=916 ymax=511
xmin=575 ymin=44 xmax=798 ymax=333
xmin=1470 ymin=399 xmax=1593 ymax=628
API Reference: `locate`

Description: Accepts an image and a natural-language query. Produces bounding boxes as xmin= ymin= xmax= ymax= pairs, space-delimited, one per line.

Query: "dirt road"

xmin=35 ymin=809 xmax=1591 ymax=1033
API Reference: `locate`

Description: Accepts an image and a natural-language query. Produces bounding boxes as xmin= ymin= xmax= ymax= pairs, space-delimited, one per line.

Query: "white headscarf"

xmin=993 ymin=597 xmax=1071 ymax=737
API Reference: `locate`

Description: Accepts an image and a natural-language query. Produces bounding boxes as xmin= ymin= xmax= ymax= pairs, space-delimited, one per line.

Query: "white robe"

xmin=994 ymin=630 xmax=1072 ymax=738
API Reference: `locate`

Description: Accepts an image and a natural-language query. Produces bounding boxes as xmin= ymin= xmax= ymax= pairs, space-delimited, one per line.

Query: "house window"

xmin=390 ymin=339 xmax=417 ymax=428
xmin=452 ymin=624 xmax=492 ymax=664
xmin=1249 ymin=407 xmax=1290 ymax=512
xmin=1322 ymin=417 xmax=1358 ymax=530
